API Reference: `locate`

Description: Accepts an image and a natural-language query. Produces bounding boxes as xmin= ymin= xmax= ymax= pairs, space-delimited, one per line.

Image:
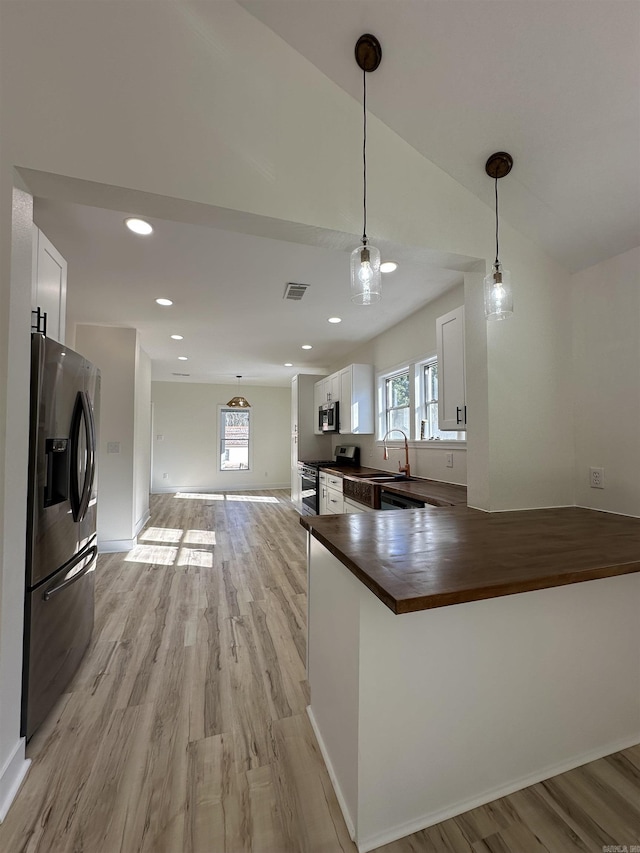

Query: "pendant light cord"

xmin=494 ymin=175 xmax=499 ymax=267
xmin=362 ymin=67 xmax=368 ymax=245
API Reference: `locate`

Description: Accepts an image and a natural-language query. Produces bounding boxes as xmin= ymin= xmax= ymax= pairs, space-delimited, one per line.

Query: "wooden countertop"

xmin=300 ymin=506 xmax=640 ymax=614
xmin=320 ymin=466 xmax=467 ymax=507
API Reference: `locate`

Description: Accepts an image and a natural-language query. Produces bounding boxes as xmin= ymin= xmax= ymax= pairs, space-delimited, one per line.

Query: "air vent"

xmin=172 ymin=372 xmax=190 ymax=377
xmin=284 ymin=282 xmax=309 ymax=301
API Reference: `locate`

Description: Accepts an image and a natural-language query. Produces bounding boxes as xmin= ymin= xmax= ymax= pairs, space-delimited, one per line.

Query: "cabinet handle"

xmin=456 ymin=406 xmax=463 ymax=424
xmin=464 ymin=405 xmax=467 ymax=424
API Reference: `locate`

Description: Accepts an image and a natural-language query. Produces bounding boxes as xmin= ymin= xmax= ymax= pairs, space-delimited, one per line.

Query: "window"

xmin=378 ymin=357 xmax=464 ymax=442
xmin=385 ymin=370 xmax=410 ymax=434
xmin=219 ymin=408 xmax=251 ymax=470
xmin=419 ymin=359 xmax=462 ymax=441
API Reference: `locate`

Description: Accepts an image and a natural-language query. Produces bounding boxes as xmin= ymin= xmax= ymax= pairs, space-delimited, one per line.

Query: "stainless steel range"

xmin=297 ymin=445 xmax=360 ymax=515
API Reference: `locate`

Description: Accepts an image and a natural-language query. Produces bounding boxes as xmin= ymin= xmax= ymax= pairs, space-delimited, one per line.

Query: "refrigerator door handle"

xmin=43 ymin=545 xmax=98 ymax=601
xmin=70 ymin=392 xmax=94 ymax=522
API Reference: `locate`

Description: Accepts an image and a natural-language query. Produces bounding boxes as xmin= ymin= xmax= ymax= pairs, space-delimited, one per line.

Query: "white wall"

xmin=0 ymin=186 xmax=32 ymax=821
xmin=134 ymin=347 xmax=151 ymax=534
xmin=330 ymin=285 xmax=468 ymax=485
xmin=74 ymin=325 xmax=151 ymax=550
xmin=572 ymin=247 xmax=640 ymax=516
xmin=151 ymin=381 xmax=290 ymax=492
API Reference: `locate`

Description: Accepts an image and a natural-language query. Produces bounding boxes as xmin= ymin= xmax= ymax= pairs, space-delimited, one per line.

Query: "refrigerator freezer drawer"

xmin=22 ymin=544 xmax=96 ymax=740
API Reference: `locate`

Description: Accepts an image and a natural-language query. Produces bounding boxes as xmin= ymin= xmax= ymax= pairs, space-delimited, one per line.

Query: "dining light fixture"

xmin=350 ymin=34 xmax=382 ymax=305
xmin=227 ymin=375 xmax=251 ymax=408
xmin=484 ymin=152 xmax=514 ymax=321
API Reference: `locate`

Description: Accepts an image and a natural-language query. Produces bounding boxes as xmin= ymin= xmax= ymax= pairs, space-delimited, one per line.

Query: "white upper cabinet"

xmin=339 ymin=364 xmax=374 ymax=434
xmin=315 ymin=364 xmax=374 ymax=435
xmin=32 ymin=226 xmax=67 ymax=344
xmin=436 ymin=306 xmax=466 ymax=431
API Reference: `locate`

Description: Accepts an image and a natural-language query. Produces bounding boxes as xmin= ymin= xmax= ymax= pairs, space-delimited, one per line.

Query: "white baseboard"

xmin=134 ymin=508 xmax=150 ymax=537
xmin=355 ymin=733 xmax=640 ymax=853
xmin=306 ymin=706 xmax=356 ymax=842
xmin=0 ymin=739 xmax=30 ymax=823
xmin=98 ymin=537 xmax=136 ymax=553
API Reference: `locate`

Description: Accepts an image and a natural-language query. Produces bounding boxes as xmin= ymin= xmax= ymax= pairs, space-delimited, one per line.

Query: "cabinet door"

xmin=326 ymin=487 xmax=344 ymax=514
xmin=328 ymin=373 xmax=341 ymax=403
xmin=33 ymin=227 xmax=67 ymax=344
xmin=339 ymin=368 xmax=352 ymax=433
xmin=436 ymin=306 xmax=466 ymax=431
xmin=313 ymin=380 xmax=324 ymax=434
xmin=291 ymin=376 xmax=299 ymax=468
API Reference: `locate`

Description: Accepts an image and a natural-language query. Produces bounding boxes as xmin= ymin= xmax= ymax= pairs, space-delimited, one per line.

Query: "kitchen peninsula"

xmin=301 ymin=506 xmax=640 ymax=852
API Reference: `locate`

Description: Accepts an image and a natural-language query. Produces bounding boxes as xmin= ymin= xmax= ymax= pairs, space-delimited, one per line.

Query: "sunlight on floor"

xmin=173 ymin=492 xmax=279 ymax=504
xmin=138 ymin=527 xmax=184 ymax=543
xmin=174 ymin=492 xmax=225 ymax=501
xmin=124 ymin=544 xmax=178 ymax=565
xmin=184 ymin=529 xmax=216 ymax=545
xmin=226 ymin=494 xmax=279 ymax=503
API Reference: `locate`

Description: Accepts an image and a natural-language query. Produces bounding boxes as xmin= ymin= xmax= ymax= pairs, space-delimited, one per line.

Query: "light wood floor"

xmin=1 ymin=490 xmax=638 ymax=853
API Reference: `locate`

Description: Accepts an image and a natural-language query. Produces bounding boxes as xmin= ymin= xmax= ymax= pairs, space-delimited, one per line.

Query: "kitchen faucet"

xmin=382 ymin=429 xmax=411 ymax=479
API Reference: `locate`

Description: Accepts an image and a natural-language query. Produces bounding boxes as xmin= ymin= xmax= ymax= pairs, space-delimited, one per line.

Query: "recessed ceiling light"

xmin=284 ymin=362 xmax=293 ymax=367
xmin=156 ymin=298 xmax=173 ymax=306
xmin=380 ymin=261 xmax=398 ymax=273
xmin=125 ymin=217 xmax=153 ymax=235
xmin=301 ymin=344 xmax=313 ymax=350
xmin=170 ymin=334 xmax=184 ymax=340
xmin=178 ymin=356 xmax=188 ymax=361
xmin=328 ymin=317 xmax=342 ymax=324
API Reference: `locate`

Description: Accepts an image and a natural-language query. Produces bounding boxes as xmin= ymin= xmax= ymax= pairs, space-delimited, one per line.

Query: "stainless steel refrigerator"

xmin=22 ymin=333 xmax=100 ymax=740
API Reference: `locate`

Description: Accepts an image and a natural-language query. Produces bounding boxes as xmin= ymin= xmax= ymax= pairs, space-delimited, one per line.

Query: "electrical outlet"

xmin=446 ymin=453 xmax=454 ymax=468
xmin=162 ymin=473 xmax=169 ymax=480
xmin=589 ymin=467 xmax=604 ymax=489
xmin=106 ymin=441 xmax=120 ymax=454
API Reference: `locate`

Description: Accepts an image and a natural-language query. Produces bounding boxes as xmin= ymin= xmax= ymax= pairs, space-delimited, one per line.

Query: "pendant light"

xmin=350 ymin=34 xmax=382 ymax=305
xmin=484 ymin=152 xmax=514 ymax=321
xmin=227 ymin=375 xmax=251 ymax=408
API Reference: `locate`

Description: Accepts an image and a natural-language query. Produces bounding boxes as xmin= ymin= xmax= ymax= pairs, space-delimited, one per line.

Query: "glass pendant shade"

xmin=484 ymin=263 xmax=513 ymax=321
xmin=350 ymin=244 xmax=382 ymax=305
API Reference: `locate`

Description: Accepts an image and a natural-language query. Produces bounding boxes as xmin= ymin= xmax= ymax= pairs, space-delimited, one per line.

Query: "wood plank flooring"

xmin=1 ymin=490 xmax=638 ymax=852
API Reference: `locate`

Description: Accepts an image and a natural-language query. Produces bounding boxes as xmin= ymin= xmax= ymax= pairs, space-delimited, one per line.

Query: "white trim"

xmin=355 ymin=734 xmax=640 ymax=853
xmin=98 ymin=537 xmax=136 ymax=553
xmin=0 ymin=738 xmax=30 ymax=823
xmin=134 ymin=508 xmax=150 ymax=538
xmin=307 ymin=706 xmax=356 ymax=842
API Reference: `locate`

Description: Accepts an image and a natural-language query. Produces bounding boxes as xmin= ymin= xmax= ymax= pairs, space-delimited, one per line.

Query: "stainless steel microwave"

xmin=319 ymin=401 xmax=339 ymax=432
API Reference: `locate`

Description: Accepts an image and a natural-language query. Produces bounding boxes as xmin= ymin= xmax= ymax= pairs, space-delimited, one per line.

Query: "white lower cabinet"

xmin=343 ymin=497 xmax=374 ymax=513
xmin=320 ymin=472 xmax=344 ymax=514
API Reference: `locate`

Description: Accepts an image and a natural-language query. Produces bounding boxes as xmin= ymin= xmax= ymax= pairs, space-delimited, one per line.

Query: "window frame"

xmin=384 ymin=368 xmax=411 ymax=436
xmin=376 ymin=356 xmax=466 ymax=447
xmin=218 ymin=405 xmax=253 ymax=472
